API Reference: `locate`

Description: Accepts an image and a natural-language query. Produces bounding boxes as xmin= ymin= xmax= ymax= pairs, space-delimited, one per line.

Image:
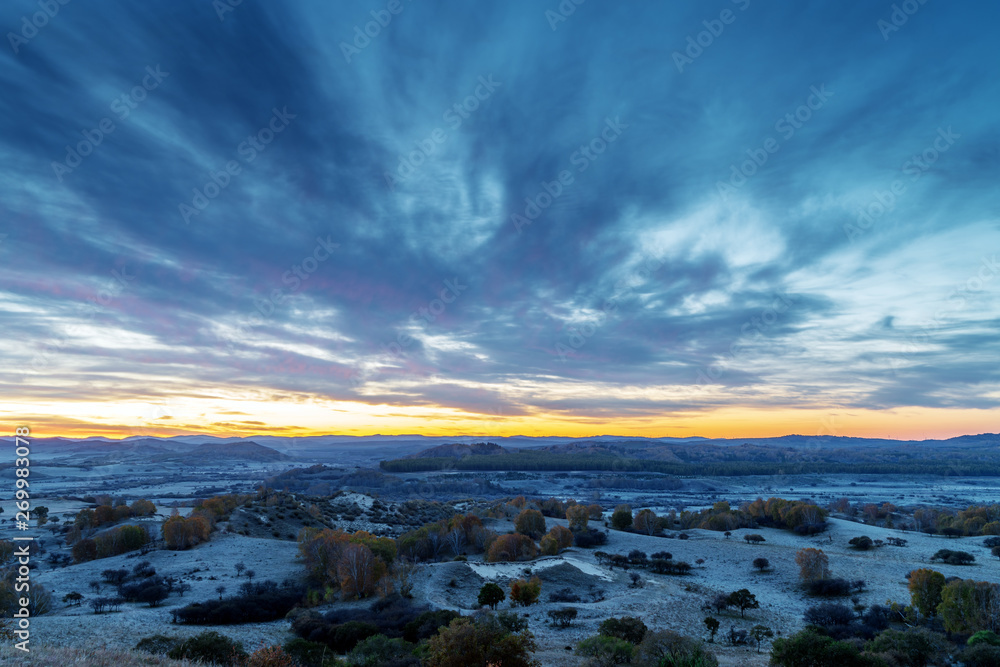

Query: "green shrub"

xmin=577 ymin=635 xmax=634 ymax=664
xmin=345 ymin=634 xmax=418 ymax=667
xmin=961 ymin=643 xmax=1000 ymax=667
xmin=598 ymin=616 xmax=648 ymax=645
xmin=969 ymin=630 xmax=1000 ymax=647
xmin=283 ymin=638 xmax=339 ymax=667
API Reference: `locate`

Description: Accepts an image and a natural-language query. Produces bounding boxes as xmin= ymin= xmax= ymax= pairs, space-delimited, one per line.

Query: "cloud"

xmin=1 ymin=0 xmax=998 ymax=434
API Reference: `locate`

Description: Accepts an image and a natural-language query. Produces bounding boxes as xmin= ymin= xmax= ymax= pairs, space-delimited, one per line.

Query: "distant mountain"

xmin=176 ymin=441 xmax=292 ymax=463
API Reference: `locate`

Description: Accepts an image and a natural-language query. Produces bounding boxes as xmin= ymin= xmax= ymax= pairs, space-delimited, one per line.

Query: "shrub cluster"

xmin=173 ymin=580 xmax=303 ymax=624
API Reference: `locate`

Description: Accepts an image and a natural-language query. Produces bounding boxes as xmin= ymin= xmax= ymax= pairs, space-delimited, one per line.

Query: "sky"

xmin=1 ymin=0 xmax=998 ymax=440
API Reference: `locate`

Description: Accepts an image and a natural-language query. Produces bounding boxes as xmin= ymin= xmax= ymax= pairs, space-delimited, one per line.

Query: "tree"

xmin=424 ymin=616 xmax=540 ymax=667
xmin=246 ymin=569 xmax=255 ymax=583
xmin=235 ymin=562 xmax=246 ymax=578
xmin=215 ymin=585 xmax=226 ymax=600
xmin=486 ymin=534 xmax=538 ymax=563
xmin=446 ymin=527 xmax=466 ymax=556
xmin=509 ymin=577 xmax=542 ymax=606
xmin=908 ymin=568 xmax=946 ymax=618
xmin=753 ymin=557 xmax=770 ymax=572
xmin=743 ymin=534 xmax=765 ymax=545
xmin=338 ymin=544 xmax=382 ymax=600
xmin=598 ymin=616 xmax=648 ymax=645
xmin=566 ymin=505 xmax=589 ymax=531
xmin=727 ymin=589 xmax=760 ymax=618
xmin=514 ymin=509 xmax=546 ymax=539
xmin=478 ymin=583 xmax=505 ymax=610
xmin=795 ymin=548 xmax=830 ymax=583
xmin=704 ymin=616 xmax=719 ymax=643
xmin=749 ymin=625 xmax=774 ymax=653
xmin=547 ymin=525 xmax=574 ymax=551
xmin=611 ymin=505 xmax=633 ymax=531
xmin=938 ymin=579 xmax=1000 ymax=634
xmin=633 ymin=509 xmax=659 ymax=535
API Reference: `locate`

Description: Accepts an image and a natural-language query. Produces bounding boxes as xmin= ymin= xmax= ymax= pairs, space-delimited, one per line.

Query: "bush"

xmin=548 ymin=607 xmax=577 ymax=628
xmin=509 ymin=577 xmax=542 ymax=606
xmin=804 ymin=603 xmax=855 ymax=629
xmin=611 ymin=505 xmax=633 ymax=531
xmin=969 ymin=630 xmax=1000 ymax=647
xmin=962 ymin=643 xmax=1000 ymax=667
xmin=635 ymin=629 xmax=719 ymax=666
xmin=849 ymin=536 xmax=874 ymax=550
xmin=283 ymin=638 xmax=339 ymax=667
xmin=402 ymin=609 xmax=462 ymax=643
xmin=168 ymin=631 xmax=247 ymax=665
xmin=424 ymin=616 xmax=539 ymax=667
xmin=599 ymin=616 xmax=648 ymax=645
xmin=571 ymin=528 xmax=608 ymax=549
xmin=173 ymin=580 xmax=304 ymax=624
xmin=807 ymin=578 xmax=863 ymax=597
xmin=345 ymin=634 xmax=419 ymax=667
xmin=577 ymin=635 xmax=634 ymax=665
xmin=930 ymin=548 xmax=975 ymax=565
xmin=863 ymin=628 xmax=945 ymax=667
xmin=770 ymin=628 xmax=866 ymax=666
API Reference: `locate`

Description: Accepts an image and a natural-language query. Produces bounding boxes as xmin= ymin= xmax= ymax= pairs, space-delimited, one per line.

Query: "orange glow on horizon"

xmin=5 ymin=404 xmax=996 ymax=442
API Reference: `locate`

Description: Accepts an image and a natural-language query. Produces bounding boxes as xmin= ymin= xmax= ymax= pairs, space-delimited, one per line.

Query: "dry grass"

xmin=0 ymin=645 xmax=199 ymax=666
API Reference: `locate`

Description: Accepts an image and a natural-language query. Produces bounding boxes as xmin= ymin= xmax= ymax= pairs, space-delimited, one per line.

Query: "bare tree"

xmin=446 ymin=527 xmax=466 ymax=556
